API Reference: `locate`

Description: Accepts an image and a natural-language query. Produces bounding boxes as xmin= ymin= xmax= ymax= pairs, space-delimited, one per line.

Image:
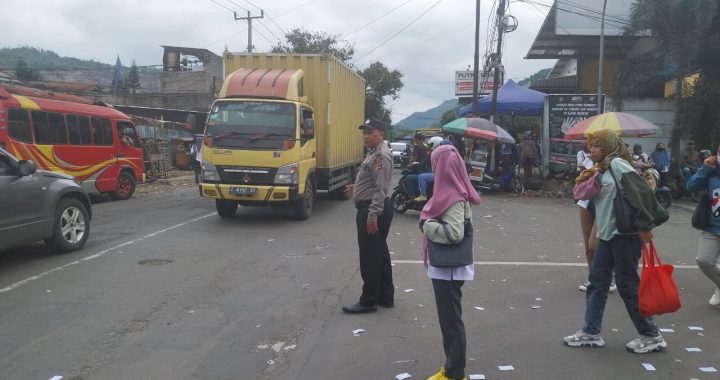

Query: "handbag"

xmin=691 ymin=193 xmax=710 ymax=230
xmin=639 ymin=241 xmax=681 ymax=317
xmin=427 ymin=218 xmax=474 ymax=267
xmin=573 ymin=171 xmax=601 ymax=200
xmin=608 ymin=164 xmax=669 ymax=233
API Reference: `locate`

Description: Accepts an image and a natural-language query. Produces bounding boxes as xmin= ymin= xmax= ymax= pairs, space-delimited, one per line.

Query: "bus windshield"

xmin=206 ymin=101 xmax=296 ymax=149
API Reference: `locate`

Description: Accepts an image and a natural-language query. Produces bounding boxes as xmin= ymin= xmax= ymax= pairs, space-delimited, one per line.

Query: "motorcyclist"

xmin=402 ymin=133 xmax=431 ymax=198
xmin=415 ymin=139 xmax=453 ymax=201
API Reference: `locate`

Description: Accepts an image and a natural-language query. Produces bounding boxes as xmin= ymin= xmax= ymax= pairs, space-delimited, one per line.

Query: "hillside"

xmin=394 ymin=99 xmax=458 ymax=130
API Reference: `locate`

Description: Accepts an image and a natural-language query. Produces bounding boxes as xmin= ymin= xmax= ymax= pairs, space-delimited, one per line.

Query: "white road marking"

xmin=391 ymin=260 xmax=698 ymax=269
xmin=0 ymin=213 xmax=215 ymax=295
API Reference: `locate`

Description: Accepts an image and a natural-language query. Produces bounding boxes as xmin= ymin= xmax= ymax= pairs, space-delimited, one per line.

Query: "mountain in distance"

xmin=393 ymin=98 xmax=458 ymax=130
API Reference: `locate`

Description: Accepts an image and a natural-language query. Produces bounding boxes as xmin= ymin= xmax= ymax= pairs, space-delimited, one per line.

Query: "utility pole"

xmin=471 ymin=0 xmax=481 ymax=116
xmin=489 ymin=0 xmax=507 ymax=123
xmin=234 ymin=10 xmax=264 ymax=53
xmin=597 ymin=0 xmax=608 ymax=113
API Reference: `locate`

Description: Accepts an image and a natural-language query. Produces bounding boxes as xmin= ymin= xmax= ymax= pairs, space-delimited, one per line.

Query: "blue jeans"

xmin=418 ymin=173 xmax=434 ymax=196
xmin=582 ymin=234 xmax=659 ymax=337
xmin=403 ymin=174 xmax=420 ymax=197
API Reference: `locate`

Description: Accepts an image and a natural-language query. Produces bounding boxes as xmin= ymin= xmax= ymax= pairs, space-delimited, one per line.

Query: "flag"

xmin=112 ymin=55 xmax=124 ymax=89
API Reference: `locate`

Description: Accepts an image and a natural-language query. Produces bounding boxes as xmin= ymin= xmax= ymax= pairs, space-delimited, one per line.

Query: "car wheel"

xmin=109 ymin=171 xmax=136 ymax=201
xmin=46 ymin=197 xmax=90 ymax=253
xmin=216 ymin=199 xmax=238 ymax=218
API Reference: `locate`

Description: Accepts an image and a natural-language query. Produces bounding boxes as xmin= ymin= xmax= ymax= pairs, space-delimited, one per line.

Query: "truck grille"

xmin=218 ymin=166 xmax=277 ymax=185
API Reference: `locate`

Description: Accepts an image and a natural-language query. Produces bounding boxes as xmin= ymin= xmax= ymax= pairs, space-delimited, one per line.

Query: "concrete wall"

xmin=159 ymin=57 xmax=222 ymax=94
xmin=95 ymin=92 xmax=215 ymax=113
xmin=608 ymin=97 xmax=678 ymax=155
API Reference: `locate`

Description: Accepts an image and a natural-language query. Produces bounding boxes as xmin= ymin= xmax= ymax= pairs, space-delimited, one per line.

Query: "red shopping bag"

xmin=639 ymin=241 xmax=681 ymax=317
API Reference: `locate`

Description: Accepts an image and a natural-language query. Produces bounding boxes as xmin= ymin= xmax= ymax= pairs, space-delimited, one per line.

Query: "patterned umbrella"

xmin=441 ymin=117 xmax=515 ymax=144
xmin=563 ymin=112 xmax=660 ymax=140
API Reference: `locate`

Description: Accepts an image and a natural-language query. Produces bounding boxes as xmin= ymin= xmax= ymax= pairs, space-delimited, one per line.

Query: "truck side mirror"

xmin=17 ymin=160 xmax=37 ymax=177
xmin=302 ymin=119 xmax=315 ymax=139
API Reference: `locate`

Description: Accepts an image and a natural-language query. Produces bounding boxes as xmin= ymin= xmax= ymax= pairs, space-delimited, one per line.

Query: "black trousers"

xmin=432 ymin=279 xmax=466 ymax=380
xmin=356 ymin=198 xmax=394 ymax=305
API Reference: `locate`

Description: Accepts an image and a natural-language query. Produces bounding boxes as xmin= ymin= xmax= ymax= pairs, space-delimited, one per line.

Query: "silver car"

xmin=0 ymin=148 xmax=91 ymax=252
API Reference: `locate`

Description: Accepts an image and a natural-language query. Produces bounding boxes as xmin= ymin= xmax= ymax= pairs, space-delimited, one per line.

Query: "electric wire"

xmin=344 ymin=0 xmax=413 ymax=38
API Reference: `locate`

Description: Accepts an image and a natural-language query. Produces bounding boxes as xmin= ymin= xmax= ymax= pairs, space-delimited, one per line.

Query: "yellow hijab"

xmin=575 ymin=129 xmax=632 ymax=184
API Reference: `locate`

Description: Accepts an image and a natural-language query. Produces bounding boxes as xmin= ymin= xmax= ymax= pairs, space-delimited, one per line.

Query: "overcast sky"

xmin=2 ymin=0 xmax=559 ymax=123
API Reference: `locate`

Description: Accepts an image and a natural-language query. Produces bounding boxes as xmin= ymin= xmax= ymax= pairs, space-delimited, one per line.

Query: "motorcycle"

xmin=644 ymin=168 xmax=673 ymax=209
xmin=470 ymin=160 xmax=524 ymax=194
xmin=391 ymin=164 xmax=433 ymax=214
xmin=399 ymin=150 xmax=411 ymax=169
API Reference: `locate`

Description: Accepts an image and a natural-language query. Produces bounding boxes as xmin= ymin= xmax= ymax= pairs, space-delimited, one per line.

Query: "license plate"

xmin=229 ymin=186 xmax=257 ymax=196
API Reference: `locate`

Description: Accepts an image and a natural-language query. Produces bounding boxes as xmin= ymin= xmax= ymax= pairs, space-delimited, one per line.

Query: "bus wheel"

xmin=294 ymin=181 xmax=314 ymax=220
xmin=109 ymin=172 xmax=136 ymax=201
xmin=216 ymin=199 xmax=238 ymax=218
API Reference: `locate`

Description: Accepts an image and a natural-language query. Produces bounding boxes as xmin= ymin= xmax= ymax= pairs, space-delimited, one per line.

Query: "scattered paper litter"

xmin=642 ymin=363 xmax=656 ymax=371
xmin=483 ymin=215 xmax=492 ymax=218
xmin=611 ymin=328 xmax=619 ymax=332
xmin=256 ymin=325 xmax=262 ymax=328
xmin=395 ymin=233 xmax=402 ymax=235
xmin=46 ymin=289 xmax=52 ymax=293
xmin=283 ymin=345 xmax=296 ymax=351
xmin=699 ymin=367 xmax=718 ymax=373
xmin=698 ymin=333 xmax=705 ymax=336
xmin=392 ymin=359 xmax=416 ymax=364
xmin=469 ymin=375 xmax=486 ymax=380
xmin=49 ymin=377 xmax=63 ymax=380
xmin=267 ymin=239 xmax=275 ymax=242
xmin=509 ymin=306 xmax=516 ymax=310
xmin=535 ymin=297 xmax=542 ymax=301
xmin=685 ymin=347 xmax=702 ymax=352
xmin=417 ymin=304 xmax=423 ymax=307
xmin=498 ymin=365 xmax=514 ymax=371
xmin=352 ymin=328 xmax=365 ymax=336
xmin=473 ymin=306 xmax=485 ymax=311
xmin=395 ymin=373 xmax=412 ymax=380
xmin=689 ymin=326 xmax=704 ymax=331
xmin=659 ymin=328 xmax=674 ymax=333
xmin=531 ymin=305 xmax=542 ymax=309
xmin=404 ymin=289 xmax=415 ymax=293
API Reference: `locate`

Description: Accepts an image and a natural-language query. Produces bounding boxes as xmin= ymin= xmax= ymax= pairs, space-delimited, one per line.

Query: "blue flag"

xmin=113 ymin=55 xmax=124 ymax=89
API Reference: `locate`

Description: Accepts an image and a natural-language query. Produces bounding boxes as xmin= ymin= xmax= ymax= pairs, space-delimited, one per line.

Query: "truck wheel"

xmin=109 ymin=171 xmax=136 ymax=201
xmin=216 ymin=199 xmax=238 ymax=218
xmin=391 ymin=190 xmax=408 ymax=214
xmin=294 ymin=181 xmax=314 ymax=220
xmin=45 ymin=197 xmax=90 ymax=253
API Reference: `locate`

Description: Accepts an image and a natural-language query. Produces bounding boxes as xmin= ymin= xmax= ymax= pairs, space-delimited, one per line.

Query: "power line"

xmin=375 ymin=22 xmax=475 ymax=60
xmin=344 ymin=0 xmax=413 ymax=38
xmin=352 ymin=0 xmax=444 ymax=64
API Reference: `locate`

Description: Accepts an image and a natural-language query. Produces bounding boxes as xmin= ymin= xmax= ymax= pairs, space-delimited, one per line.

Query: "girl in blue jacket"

xmin=687 ymin=145 xmax=720 ymax=306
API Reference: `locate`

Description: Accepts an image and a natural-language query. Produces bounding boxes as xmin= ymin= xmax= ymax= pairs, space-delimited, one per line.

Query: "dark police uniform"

xmin=343 ymin=121 xmax=394 ymax=313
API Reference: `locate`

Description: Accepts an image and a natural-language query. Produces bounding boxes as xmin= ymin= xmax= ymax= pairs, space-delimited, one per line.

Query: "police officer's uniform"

xmin=343 ymin=120 xmax=395 ymax=314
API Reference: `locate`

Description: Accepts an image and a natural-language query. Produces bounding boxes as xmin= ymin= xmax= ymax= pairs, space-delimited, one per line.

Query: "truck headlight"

xmin=203 ymin=161 xmax=220 ymax=182
xmin=274 ymin=163 xmax=299 ymax=184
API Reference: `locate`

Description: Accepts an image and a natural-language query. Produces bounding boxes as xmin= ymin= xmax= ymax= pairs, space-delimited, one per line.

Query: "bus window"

xmin=78 ymin=116 xmax=92 ymax=144
xmin=32 ymin=111 xmax=52 ymax=144
xmin=91 ymin=117 xmax=114 ymax=145
xmin=117 ymin=121 xmax=139 ymax=147
xmin=67 ymin=115 xmax=81 ymax=144
xmin=48 ymin=113 xmax=68 ymax=144
xmin=8 ymin=109 xmax=32 ymax=143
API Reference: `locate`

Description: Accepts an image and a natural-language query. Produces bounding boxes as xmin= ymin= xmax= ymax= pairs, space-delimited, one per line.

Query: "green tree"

xmin=359 ymin=61 xmax=403 ymax=124
xmin=270 ymin=28 xmax=355 ymax=63
xmin=15 ymin=58 xmax=42 ymax=81
xmin=622 ymin=0 xmax=715 ymax=174
xmin=125 ymin=59 xmax=141 ymax=94
xmin=439 ymin=108 xmax=459 ymax=126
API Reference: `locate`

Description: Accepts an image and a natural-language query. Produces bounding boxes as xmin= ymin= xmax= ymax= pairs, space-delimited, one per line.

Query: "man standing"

xmin=682 ymin=140 xmax=700 ymax=181
xmin=519 ymin=131 xmax=539 ymax=181
xmin=343 ymin=119 xmax=395 ymax=314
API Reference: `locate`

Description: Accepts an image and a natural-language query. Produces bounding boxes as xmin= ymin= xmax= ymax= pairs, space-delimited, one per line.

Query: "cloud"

xmin=1 ymin=0 xmax=555 ymax=123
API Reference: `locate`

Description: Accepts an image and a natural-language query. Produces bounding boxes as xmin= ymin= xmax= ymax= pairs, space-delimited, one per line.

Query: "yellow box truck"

xmin=199 ymin=53 xmax=366 ymax=219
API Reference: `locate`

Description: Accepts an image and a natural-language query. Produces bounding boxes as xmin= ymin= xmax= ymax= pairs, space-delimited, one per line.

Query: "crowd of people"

xmin=343 ymin=120 xmax=720 ymax=380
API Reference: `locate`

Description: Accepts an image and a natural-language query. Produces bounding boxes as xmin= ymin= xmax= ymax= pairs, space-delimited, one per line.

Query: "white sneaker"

xmin=626 ymin=334 xmax=667 ymax=353
xmin=563 ymin=330 xmax=605 ymax=347
xmin=609 ymin=281 xmax=617 ymax=293
xmin=709 ymin=288 xmax=720 ymax=306
xmin=578 ymin=282 xmax=589 ymax=292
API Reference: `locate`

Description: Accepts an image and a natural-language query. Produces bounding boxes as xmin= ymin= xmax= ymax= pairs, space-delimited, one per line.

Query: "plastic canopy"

xmin=457 ymin=79 xmax=546 ymax=117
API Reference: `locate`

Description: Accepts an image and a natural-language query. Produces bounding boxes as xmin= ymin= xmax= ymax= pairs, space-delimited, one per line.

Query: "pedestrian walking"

xmin=563 ymin=129 xmax=667 ymax=354
xmin=686 ymin=144 xmax=720 ymax=306
xmin=575 ymin=142 xmax=597 ymax=292
xmin=190 ymin=134 xmax=203 ymax=184
xmin=342 ymin=119 xmax=395 ymax=314
xmin=519 ymin=131 xmax=539 ymax=182
xmin=420 ymin=144 xmax=481 ymax=380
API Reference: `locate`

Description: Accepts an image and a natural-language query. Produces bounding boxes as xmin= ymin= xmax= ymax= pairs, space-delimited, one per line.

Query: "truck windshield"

xmin=206 ymin=101 xmax=296 ymax=149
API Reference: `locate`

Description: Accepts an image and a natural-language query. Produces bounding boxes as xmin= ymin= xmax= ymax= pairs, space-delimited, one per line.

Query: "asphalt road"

xmin=0 ymin=179 xmax=719 ymax=380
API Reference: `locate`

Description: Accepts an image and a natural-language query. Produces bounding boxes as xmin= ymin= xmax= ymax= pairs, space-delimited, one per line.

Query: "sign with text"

xmin=455 ymin=71 xmax=494 ymax=96
xmin=548 ymin=94 xmax=604 ymax=138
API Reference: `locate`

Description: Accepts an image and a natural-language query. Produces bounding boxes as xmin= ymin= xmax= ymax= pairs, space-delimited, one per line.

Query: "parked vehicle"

xmin=391 ymin=163 xmax=433 ymax=214
xmin=0 ymin=147 xmax=91 ymax=252
xmin=199 ymin=53 xmax=365 ymax=220
xmin=389 ymin=142 xmax=409 ymax=168
xmin=467 ymin=140 xmax=523 ymax=194
xmin=0 ymin=85 xmax=144 ymax=200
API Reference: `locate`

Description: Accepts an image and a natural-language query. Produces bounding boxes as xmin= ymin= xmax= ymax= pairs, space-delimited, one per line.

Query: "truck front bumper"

xmin=200 ymin=183 xmax=299 ymax=203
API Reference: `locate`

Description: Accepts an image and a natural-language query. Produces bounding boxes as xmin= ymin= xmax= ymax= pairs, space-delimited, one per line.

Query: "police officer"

xmin=342 ymin=119 xmax=395 ymax=314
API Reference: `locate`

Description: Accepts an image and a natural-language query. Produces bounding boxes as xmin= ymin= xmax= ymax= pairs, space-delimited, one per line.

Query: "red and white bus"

xmin=0 ymin=85 xmax=144 ymax=200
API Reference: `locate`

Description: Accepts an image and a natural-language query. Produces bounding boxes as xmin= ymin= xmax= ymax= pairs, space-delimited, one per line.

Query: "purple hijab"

xmin=420 ymin=145 xmax=481 ymax=265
